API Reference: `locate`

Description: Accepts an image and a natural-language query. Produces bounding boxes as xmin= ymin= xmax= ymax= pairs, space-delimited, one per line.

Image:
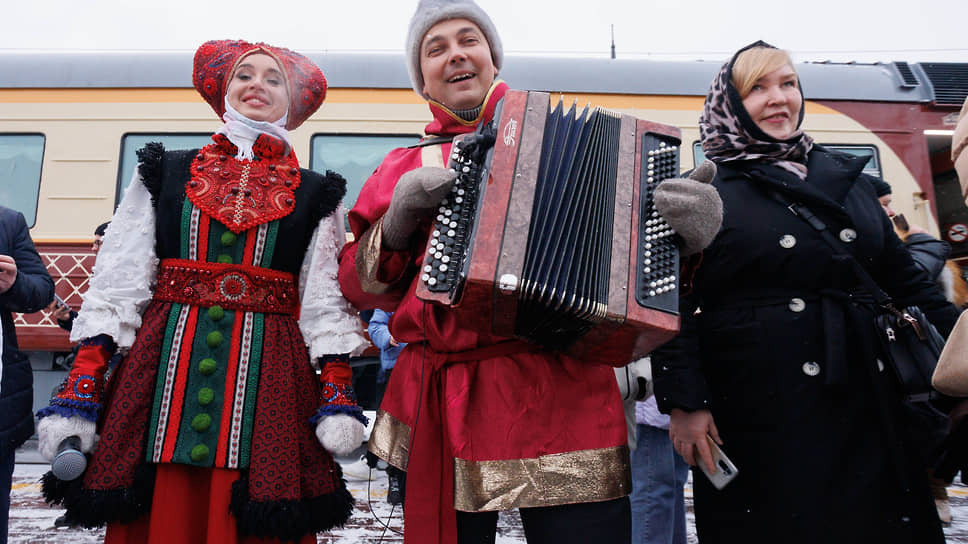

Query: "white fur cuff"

xmin=315 ymin=414 xmax=364 ymax=456
xmin=37 ymin=415 xmax=97 ymax=462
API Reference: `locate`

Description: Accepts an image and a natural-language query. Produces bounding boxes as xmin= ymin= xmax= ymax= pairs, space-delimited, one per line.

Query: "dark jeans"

xmin=1 ymin=448 xmax=14 ymax=544
xmin=456 ymin=496 xmax=631 ymax=544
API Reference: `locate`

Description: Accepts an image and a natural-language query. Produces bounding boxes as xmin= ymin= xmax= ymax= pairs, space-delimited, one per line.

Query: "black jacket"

xmin=0 ymin=206 xmax=54 ymax=455
xmin=904 ymin=232 xmax=951 ymax=281
xmin=653 ymin=147 xmax=959 ymax=544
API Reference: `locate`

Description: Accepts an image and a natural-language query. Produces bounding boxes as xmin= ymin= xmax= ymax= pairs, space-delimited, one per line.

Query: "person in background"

xmin=35 ymin=39 xmax=368 ymax=543
xmin=47 ymin=222 xmax=110 ymax=333
xmin=653 ymin=41 xmax=960 ymax=544
xmin=337 ymin=1 xmax=721 ymax=542
xmin=631 ymin=385 xmax=689 ymax=543
xmin=615 ymin=357 xmax=688 ymax=544
xmin=870 ymin=176 xmax=966 ymax=525
xmin=0 ymin=205 xmax=55 ymax=544
xmin=367 ymin=308 xmax=407 ymax=506
xmin=872 ymin=178 xmax=967 ymax=309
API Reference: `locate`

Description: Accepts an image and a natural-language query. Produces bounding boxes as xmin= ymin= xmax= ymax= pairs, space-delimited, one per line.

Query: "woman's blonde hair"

xmin=731 ymin=47 xmax=796 ymax=98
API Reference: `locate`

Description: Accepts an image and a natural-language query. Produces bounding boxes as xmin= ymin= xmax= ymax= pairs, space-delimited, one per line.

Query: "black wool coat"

xmin=0 ymin=206 xmax=54 ymax=456
xmin=653 ymin=147 xmax=960 ymax=544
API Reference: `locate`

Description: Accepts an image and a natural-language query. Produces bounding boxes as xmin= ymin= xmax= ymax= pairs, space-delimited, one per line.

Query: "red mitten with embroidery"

xmin=36 ymin=336 xmax=114 ymax=461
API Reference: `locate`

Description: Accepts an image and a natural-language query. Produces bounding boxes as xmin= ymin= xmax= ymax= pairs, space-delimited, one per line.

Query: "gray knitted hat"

xmin=406 ymin=0 xmax=503 ymax=99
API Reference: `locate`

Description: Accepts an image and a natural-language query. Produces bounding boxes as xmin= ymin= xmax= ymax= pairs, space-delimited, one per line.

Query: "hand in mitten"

xmin=315 ymin=414 xmax=365 ymax=456
xmin=382 ymin=167 xmax=459 ymax=250
xmin=654 ymin=160 xmax=723 ymax=256
xmin=37 ymin=415 xmax=97 ymax=462
xmin=310 ymin=354 xmax=369 ymax=455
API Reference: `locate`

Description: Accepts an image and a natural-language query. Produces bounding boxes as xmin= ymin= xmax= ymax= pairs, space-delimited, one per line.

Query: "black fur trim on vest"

xmin=309 ymin=169 xmax=347 ymax=225
xmin=229 ymin=471 xmax=354 ymax=542
xmin=41 ymin=464 xmax=156 ymax=528
xmin=136 ymin=143 xmax=166 ymax=206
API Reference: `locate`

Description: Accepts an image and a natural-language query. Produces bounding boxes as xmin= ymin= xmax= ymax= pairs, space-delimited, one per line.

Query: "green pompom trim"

xmin=198 ymin=387 xmax=215 ymax=405
xmin=198 ymin=358 xmax=217 ymax=375
xmin=190 ymin=444 xmax=210 ymax=462
xmin=206 ymin=331 xmax=224 ymax=348
xmin=207 ymin=305 xmax=225 ymax=322
xmin=191 ymin=413 xmax=212 ymax=432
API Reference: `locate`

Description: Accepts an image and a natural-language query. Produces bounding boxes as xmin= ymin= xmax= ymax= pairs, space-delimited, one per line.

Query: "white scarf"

xmin=216 ymin=98 xmax=291 ymax=160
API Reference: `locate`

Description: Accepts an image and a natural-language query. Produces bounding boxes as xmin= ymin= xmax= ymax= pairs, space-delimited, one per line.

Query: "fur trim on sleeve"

xmin=136 ymin=143 xmax=166 ymax=207
xmin=317 ymin=170 xmax=348 ymax=222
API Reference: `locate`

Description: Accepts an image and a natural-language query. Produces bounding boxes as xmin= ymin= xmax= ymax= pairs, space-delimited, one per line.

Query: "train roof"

xmin=2 ymin=51 xmax=966 ymax=106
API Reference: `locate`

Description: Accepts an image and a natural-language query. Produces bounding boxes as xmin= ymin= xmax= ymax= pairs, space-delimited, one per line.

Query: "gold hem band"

xmin=366 ymin=409 xmax=411 ymax=471
xmin=453 ymin=445 xmax=631 ymax=511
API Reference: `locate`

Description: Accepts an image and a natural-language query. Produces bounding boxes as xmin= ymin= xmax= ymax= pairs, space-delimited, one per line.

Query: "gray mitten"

xmin=382 ymin=166 xmax=459 ymax=250
xmin=654 ymin=160 xmax=723 ymax=256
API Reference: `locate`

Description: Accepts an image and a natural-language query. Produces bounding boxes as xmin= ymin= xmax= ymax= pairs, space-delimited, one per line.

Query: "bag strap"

xmin=770 ymin=190 xmax=929 ymax=525
xmin=767 ymin=190 xmax=926 ymax=337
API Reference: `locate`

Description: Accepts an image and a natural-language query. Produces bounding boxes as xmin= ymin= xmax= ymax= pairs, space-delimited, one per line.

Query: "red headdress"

xmin=193 ymin=39 xmax=327 ymax=130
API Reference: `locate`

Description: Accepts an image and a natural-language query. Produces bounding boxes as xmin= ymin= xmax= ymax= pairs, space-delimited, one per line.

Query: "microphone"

xmin=51 ymin=436 xmax=87 ymax=481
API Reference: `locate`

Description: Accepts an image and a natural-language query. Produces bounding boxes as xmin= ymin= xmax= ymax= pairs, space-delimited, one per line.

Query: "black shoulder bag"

xmin=773 ymin=193 xmax=950 ymax=465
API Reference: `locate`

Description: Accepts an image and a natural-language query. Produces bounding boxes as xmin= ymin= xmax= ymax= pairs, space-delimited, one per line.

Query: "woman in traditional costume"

xmin=36 ymin=39 xmax=368 ymax=544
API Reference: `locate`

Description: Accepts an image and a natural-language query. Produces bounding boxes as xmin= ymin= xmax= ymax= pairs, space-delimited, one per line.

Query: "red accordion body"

xmin=416 ymin=90 xmax=682 ymax=364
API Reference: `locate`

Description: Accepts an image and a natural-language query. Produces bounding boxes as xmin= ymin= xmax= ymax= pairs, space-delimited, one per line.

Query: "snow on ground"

xmin=10 ymin=458 xmax=968 ymax=543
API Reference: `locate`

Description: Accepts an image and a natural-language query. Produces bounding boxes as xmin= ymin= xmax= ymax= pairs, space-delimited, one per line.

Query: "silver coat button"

xmin=802 ymin=361 xmax=821 ymax=376
xmin=839 ymin=228 xmax=857 ymax=243
xmin=789 ymin=298 xmax=806 ymax=312
xmin=779 ymin=235 xmax=796 ymax=249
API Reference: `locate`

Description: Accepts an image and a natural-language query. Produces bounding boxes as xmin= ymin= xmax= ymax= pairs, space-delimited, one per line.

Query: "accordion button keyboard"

xmin=637 ymin=137 xmax=681 ymax=311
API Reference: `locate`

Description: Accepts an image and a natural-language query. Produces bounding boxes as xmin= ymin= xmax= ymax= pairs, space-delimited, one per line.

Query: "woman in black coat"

xmin=652 ymin=41 xmax=961 ymax=544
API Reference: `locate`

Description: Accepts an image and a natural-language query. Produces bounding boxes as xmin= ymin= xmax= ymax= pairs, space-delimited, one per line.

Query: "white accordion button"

xmin=801 ymin=361 xmax=821 ymax=376
xmin=779 ymin=235 xmax=797 ymax=249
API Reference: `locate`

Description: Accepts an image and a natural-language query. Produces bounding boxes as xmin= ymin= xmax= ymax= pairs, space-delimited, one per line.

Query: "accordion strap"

xmin=409 ymin=135 xmax=453 ymax=148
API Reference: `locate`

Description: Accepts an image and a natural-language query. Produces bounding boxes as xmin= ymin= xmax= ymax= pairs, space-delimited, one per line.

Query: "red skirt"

xmin=104 ymin=464 xmax=315 ymax=544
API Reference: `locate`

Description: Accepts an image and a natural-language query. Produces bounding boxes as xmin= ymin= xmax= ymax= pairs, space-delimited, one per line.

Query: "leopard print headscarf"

xmin=699 ymin=41 xmax=814 ymax=180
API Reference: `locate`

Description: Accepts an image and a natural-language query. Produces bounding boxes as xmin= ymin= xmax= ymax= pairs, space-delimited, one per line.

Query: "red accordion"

xmin=415 ymin=90 xmax=682 ymax=363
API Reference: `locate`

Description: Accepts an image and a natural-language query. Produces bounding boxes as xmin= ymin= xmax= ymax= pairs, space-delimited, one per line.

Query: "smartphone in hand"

xmin=53 ymin=293 xmax=69 ymax=309
xmin=892 ymin=213 xmax=910 ymax=233
xmin=699 ymin=435 xmax=739 ymax=490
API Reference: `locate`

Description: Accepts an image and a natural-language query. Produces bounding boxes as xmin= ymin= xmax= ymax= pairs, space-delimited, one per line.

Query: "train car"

xmin=1 ymin=51 xmax=966 ymax=412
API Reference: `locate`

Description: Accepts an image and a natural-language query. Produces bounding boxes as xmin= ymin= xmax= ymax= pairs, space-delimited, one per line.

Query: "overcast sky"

xmin=4 ymin=0 xmax=966 ymax=64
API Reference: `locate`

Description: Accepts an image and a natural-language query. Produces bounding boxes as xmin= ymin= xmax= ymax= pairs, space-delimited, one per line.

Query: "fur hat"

xmin=193 ymin=39 xmax=327 ymax=130
xmin=406 ymin=0 xmax=503 ymax=99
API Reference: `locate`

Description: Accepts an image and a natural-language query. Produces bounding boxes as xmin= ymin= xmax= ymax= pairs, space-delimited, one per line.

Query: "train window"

xmin=824 ymin=145 xmax=882 ymax=177
xmin=0 ymin=134 xmax=45 ymax=227
xmin=116 ymin=133 xmax=212 ymax=205
xmin=310 ymin=134 xmax=422 ymax=211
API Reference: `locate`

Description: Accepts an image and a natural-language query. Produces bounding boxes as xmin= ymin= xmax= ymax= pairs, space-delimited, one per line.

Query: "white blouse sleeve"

xmin=70 ymin=171 xmax=159 ymax=348
xmin=298 ymin=204 xmax=369 ymax=359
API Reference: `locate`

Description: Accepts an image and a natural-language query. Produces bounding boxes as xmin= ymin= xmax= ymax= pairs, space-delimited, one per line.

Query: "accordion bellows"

xmin=416 ymin=90 xmax=682 ymax=363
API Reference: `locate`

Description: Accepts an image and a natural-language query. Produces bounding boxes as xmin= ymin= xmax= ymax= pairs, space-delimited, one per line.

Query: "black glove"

xmin=654 ymin=160 xmax=723 ymax=256
xmin=382 ymin=167 xmax=459 ymax=250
